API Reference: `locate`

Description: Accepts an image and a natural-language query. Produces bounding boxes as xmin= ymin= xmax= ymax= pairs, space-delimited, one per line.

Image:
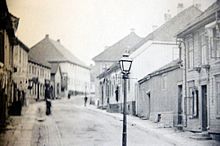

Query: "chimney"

xmin=130 ymin=28 xmax=135 ymax=33
xmin=57 ymin=39 xmax=60 ymax=43
xmin=164 ymin=10 xmax=171 ymax=22
xmin=193 ymin=0 xmax=201 ymax=10
xmin=177 ymin=3 xmax=184 ymax=13
xmin=45 ymin=34 xmax=49 ymax=38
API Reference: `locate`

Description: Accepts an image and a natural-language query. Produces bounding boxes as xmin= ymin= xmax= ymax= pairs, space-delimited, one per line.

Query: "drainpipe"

xmin=177 ymin=38 xmax=187 ymax=127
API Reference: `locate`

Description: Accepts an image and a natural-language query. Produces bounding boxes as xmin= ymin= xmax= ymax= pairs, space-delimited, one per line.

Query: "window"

xmin=19 ymin=48 xmax=22 ymax=63
xmin=161 ymin=74 xmax=167 ymax=90
xmin=211 ymin=27 xmax=220 ymax=58
xmin=216 ymin=75 xmax=220 ymax=116
xmin=29 ymin=65 xmax=31 ymax=74
xmin=0 ymin=32 xmax=4 ymax=63
xmin=187 ymin=37 xmax=194 ymax=69
xmin=200 ymin=31 xmax=208 ymax=64
xmin=188 ymin=81 xmax=199 ymax=118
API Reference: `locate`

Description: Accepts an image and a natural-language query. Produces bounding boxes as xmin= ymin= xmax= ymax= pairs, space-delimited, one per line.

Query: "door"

xmin=178 ymin=85 xmax=183 ymax=125
xmin=201 ymin=85 xmax=208 ymax=131
xmin=146 ymin=92 xmax=151 ymax=119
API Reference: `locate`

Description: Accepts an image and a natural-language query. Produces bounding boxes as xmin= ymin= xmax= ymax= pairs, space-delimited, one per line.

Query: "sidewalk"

xmin=0 ymin=103 xmax=39 ymax=146
xmin=87 ymin=105 xmax=220 ymax=146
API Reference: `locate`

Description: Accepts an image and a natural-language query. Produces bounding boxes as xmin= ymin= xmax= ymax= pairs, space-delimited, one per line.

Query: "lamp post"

xmin=119 ymin=52 xmax=132 ymax=146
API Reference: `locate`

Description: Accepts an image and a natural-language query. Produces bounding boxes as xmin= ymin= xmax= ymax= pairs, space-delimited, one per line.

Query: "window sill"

xmin=188 ymin=68 xmax=195 ymax=72
xmin=214 ymin=60 xmax=220 ymax=65
xmin=189 ymin=115 xmax=198 ymax=119
xmin=216 ymin=115 xmax=220 ymax=119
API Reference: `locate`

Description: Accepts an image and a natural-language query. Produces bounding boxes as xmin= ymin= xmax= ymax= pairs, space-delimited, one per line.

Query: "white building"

xmin=127 ymin=6 xmax=202 ymax=115
xmin=29 ymin=35 xmax=90 ymax=97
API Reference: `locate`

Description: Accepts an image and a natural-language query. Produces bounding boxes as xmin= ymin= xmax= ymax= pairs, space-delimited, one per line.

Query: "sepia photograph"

xmin=0 ymin=0 xmax=220 ymax=145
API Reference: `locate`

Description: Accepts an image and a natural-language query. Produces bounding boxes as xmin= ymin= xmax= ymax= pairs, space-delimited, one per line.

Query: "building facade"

xmin=10 ymin=39 xmax=29 ymax=115
xmin=0 ymin=0 xmax=18 ymax=126
xmin=29 ymin=35 xmax=90 ymax=97
xmin=92 ymin=31 xmax=143 ymax=109
xmin=50 ymin=63 xmax=62 ymax=99
xmin=138 ymin=60 xmax=182 ymax=127
xmin=28 ymin=57 xmax=51 ymax=101
xmin=127 ymin=6 xmax=202 ymax=115
xmin=177 ymin=1 xmax=220 ymax=138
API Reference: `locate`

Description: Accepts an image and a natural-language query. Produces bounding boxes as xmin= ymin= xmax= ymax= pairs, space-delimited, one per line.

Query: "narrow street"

xmin=31 ymin=97 xmax=175 ymax=146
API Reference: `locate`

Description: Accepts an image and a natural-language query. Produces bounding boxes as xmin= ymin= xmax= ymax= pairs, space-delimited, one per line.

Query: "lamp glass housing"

xmin=119 ymin=52 xmax=132 ymax=74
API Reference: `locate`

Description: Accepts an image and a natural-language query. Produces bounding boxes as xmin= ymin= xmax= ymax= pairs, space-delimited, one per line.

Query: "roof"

xmin=177 ymin=1 xmax=220 ymax=37
xmin=92 ymin=32 xmax=143 ymax=62
xmin=17 ymin=38 xmax=29 ymax=52
xmin=144 ymin=6 xmax=202 ymax=42
xmin=50 ymin=63 xmax=60 ymax=74
xmin=97 ymin=62 xmax=120 ymax=79
xmin=0 ymin=0 xmax=18 ymax=45
xmin=30 ymin=35 xmax=89 ymax=69
xmin=28 ymin=55 xmax=51 ymax=69
xmin=138 ymin=59 xmax=180 ymax=84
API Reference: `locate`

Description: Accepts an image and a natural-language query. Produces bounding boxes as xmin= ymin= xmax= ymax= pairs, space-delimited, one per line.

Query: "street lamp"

xmin=119 ymin=52 xmax=132 ymax=146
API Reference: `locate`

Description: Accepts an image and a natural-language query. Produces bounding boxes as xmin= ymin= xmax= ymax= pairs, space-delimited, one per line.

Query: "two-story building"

xmin=29 ymin=35 xmax=90 ymax=97
xmin=0 ymin=0 xmax=19 ymax=125
xmin=128 ymin=6 xmax=201 ymax=116
xmin=28 ymin=55 xmax=51 ymax=101
xmin=10 ymin=39 xmax=29 ymax=115
xmin=92 ymin=31 xmax=143 ymax=108
xmin=177 ymin=0 xmax=220 ymax=139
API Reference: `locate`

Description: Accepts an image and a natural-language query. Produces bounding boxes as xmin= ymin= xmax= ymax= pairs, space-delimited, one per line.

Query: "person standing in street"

xmin=84 ymin=96 xmax=88 ymax=107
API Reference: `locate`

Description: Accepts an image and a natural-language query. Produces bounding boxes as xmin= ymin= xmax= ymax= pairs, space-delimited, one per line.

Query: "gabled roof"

xmin=50 ymin=63 xmax=60 ymax=75
xmin=0 ymin=0 xmax=18 ymax=45
xmin=92 ymin=32 xmax=143 ymax=62
xmin=177 ymin=1 xmax=220 ymax=37
xmin=29 ymin=35 xmax=89 ymax=69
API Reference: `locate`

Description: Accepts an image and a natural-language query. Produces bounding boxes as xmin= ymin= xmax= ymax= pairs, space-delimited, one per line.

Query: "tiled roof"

xmin=29 ymin=35 xmax=89 ymax=69
xmin=92 ymin=32 xmax=143 ymax=62
xmin=177 ymin=1 xmax=220 ymax=37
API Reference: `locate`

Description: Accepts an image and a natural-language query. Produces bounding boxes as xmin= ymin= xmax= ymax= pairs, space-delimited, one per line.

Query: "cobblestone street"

xmin=1 ymin=96 xmax=220 ymax=146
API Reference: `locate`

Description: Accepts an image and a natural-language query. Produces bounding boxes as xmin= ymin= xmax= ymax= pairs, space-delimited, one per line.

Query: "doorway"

xmin=178 ymin=85 xmax=183 ymax=125
xmin=146 ymin=92 xmax=151 ymax=119
xmin=201 ymin=85 xmax=208 ymax=131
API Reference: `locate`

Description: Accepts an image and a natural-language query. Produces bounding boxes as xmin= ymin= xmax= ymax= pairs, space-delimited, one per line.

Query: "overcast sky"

xmin=7 ymin=0 xmax=215 ymax=65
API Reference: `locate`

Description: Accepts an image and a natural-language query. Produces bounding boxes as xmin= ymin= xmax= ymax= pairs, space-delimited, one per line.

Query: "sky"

xmin=7 ymin=0 xmax=215 ymax=65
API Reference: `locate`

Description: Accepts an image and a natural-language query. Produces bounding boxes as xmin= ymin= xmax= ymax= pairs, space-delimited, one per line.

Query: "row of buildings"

xmin=0 ymin=0 xmax=90 ymax=126
xmin=92 ymin=1 xmax=220 ymax=139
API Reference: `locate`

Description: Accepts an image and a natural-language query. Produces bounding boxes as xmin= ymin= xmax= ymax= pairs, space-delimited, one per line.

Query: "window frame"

xmin=187 ymin=35 xmax=194 ymax=69
xmin=215 ymin=75 xmax=220 ymax=118
xmin=188 ymin=81 xmax=199 ymax=118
